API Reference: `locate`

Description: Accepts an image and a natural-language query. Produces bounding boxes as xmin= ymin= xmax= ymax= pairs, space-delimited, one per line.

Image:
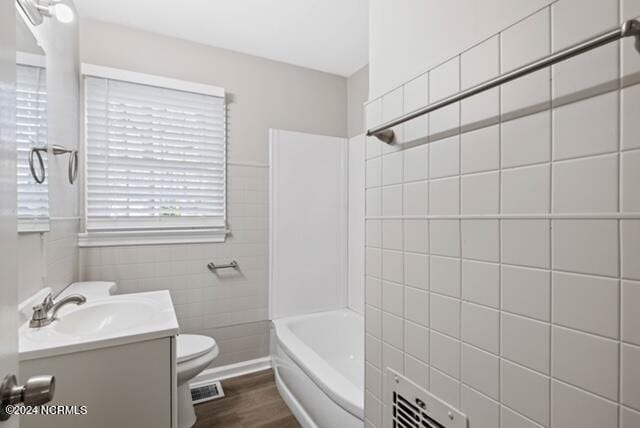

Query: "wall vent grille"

xmin=190 ymin=380 xmax=224 ymax=404
xmin=385 ymin=368 xmax=467 ymax=428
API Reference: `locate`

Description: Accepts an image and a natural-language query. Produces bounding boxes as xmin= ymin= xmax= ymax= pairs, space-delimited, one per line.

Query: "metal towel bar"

xmin=367 ymin=19 xmax=640 ymax=144
xmin=207 ymin=261 xmax=239 ymax=272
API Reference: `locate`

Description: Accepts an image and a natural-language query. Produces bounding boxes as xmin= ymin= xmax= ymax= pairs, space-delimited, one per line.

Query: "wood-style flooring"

xmin=193 ymin=369 xmax=300 ymax=428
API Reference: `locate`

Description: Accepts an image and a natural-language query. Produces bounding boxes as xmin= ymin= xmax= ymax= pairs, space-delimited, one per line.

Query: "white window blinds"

xmin=16 ymin=64 xmax=49 ymax=221
xmin=84 ymin=75 xmax=226 ymax=231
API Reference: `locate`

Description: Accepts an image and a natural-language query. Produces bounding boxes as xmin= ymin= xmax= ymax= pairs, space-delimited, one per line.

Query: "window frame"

xmin=16 ymin=52 xmax=50 ymax=234
xmin=79 ymin=64 xmax=228 ymax=248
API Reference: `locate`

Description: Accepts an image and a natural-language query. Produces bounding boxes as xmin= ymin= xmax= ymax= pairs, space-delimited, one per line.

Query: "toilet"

xmin=176 ymin=334 xmax=220 ymax=428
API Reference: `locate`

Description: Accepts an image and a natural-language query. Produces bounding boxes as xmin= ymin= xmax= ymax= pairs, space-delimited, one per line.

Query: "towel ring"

xmin=28 ymin=147 xmax=46 ymax=184
xmin=52 ymin=145 xmax=79 ymax=185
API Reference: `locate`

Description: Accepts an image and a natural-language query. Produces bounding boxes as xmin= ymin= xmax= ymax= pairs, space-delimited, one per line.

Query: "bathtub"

xmin=272 ymin=309 xmax=364 ymax=428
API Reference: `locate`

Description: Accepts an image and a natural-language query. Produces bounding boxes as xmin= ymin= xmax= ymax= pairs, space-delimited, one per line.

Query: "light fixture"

xmin=17 ymin=0 xmax=75 ymax=26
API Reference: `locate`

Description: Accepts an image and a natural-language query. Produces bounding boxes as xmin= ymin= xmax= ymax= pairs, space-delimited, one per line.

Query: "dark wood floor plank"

xmin=193 ymin=369 xmax=300 ymax=428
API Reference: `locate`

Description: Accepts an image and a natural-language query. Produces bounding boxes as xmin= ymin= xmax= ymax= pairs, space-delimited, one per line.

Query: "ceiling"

xmin=73 ymin=0 xmax=369 ymax=77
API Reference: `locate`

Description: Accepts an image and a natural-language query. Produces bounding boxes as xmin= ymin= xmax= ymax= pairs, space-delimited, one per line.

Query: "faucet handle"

xmin=29 ymin=304 xmax=49 ymax=327
xmin=42 ymin=293 xmax=54 ymax=311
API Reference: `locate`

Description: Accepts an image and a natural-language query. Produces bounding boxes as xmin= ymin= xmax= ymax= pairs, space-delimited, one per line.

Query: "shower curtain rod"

xmin=367 ymin=19 xmax=640 ymax=144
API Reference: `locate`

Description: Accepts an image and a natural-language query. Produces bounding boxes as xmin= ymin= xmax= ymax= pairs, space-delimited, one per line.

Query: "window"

xmin=80 ymin=66 xmax=227 ymax=247
xmin=16 ymin=62 xmax=49 ymax=231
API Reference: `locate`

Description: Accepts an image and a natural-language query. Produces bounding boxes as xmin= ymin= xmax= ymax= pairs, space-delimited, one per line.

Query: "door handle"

xmin=0 ymin=374 xmax=55 ymax=421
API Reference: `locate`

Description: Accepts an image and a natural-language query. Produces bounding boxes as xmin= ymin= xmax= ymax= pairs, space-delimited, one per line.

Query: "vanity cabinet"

xmin=19 ymin=336 xmax=177 ymax=428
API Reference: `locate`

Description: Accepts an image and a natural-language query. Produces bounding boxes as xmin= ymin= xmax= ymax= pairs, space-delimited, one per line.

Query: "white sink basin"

xmin=19 ymin=291 xmax=179 ymax=361
xmin=51 ymin=300 xmax=158 ymax=337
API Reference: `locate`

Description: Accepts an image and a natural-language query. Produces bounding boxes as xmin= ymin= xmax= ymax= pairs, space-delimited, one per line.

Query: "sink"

xmin=19 ymin=291 xmax=179 ymax=361
xmin=51 ymin=300 xmax=158 ymax=337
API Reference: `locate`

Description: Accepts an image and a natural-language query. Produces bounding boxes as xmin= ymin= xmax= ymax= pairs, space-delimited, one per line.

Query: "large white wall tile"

xmin=502 ymin=266 xmax=550 ymax=322
xmin=365 ymin=333 xmax=383 ymax=368
xmin=366 ymin=305 xmax=382 ymax=338
xmin=622 ymin=220 xmax=640 ymax=280
xmin=429 ymin=368 xmax=460 ymax=408
xmin=502 ymin=220 xmax=550 ymax=269
xmin=383 ymin=311 xmax=404 ymax=349
xmin=382 ymin=250 xmax=404 ymax=283
xmin=462 ymin=303 xmax=499 ymax=354
xmin=404 ymin=220 xmax=428 ymax=254
xmin=501 ymin=164 xmax=550 ymax=214
xmin=366 ymin=220 xmax=382 ymax=248
xmin=622 ymin=84 xmax=640 ymax=150
xmin=382 ymin=185 xmax=403 ymax=216
xmin=462 ymin=344 xmax=499 ymax=399
xmin=501 ymin=112 xmax=551 ymax=168
xmin=405 ymin=354 xmax=429 ymax=390
xmin=382 ymin=280 xmax=403 ymax=316
xmin=430 ymin=330 xmax=460 ymax=378
xmin=553 ymin=44 xmax=619 ymax=103
xmin=366 ymin=247 xmax=382 ymax=278
xmin=403 ymin=74 xmax=429 ymax=142
xmin=502 ymin=312 xmax=550 ymax=374
xmin=430 ymin=293 xmax=461 ymax=338
xmin=623 ymin=280 xmax=640 ymax=345
xmin=430 ymin=177 xmax=460 ymax=215
xmin=404 ymin=320 xmax=429 ymax=362
xmin=553 ymin=220 xmax=619 ymax=277
xmin=501 ymin=359 xmax=550 ymax=426
xmin=552 ymin=0 xmax=618 ymax=51
xmin=366 ymin=188 xmax=381 ymax=216
xmin=461 ymin=220 xmax=499 ymax=262
xmin=404 ymin=252 xmax=429 ymax=290
xmin=382 ymin=151 xmax=403 ymax=186
xmin=553 ymin=326 xmax=619 ymax=400
xmin=365 ymin=392 xmax=382 ymax=427
xmin=502 ymin=9 xmax=550 ymax=71
xmin=552 ymin=272 xmax=619 ymax=338
xmin=430 ymin=256 xmax=461 ymax=298
xmin=552 ymin=154 xmax=618 ymax=213
xmin=383 ymin=342 xmax=404 ymax=374
xmin=382 ymin=87 xmax=404 ymax=145
xmin=429 ymin=135 xmax=460 ymax=178
xmin=382 ymin=219 xmax=403 ymax=250
xmin=622 ymin=344 xmax=640 ymax=411
xmin=366 ymin=276 xmax=382 ymax=308
xmin=462 ymin=260 xmax=499 ymax=309
xmin=622 ymin=150 xmax=640 ymax=211
xmin=551 ymin=380 xmax=619 ymax=428
xmin=622 ymin=407 xmax=640 ymax=428
xmin=461 ymin=172 xmax=499 ymax=214
xmin=365 ymin=362 xmax=383 ymax=399
xmin=500 ymin=406 xmax=542 ymax=428
xmin=404 ymin=286 xmax=429 ymax=326
xmin=366 ymin=157 xmax=381 ymax=188
xmin=461 ymin=386 xmax=499 ymax=428
xmin=403 ymin=144 xmax=429 ymax=182
xmin=366 ymin=99 xmax=383 ymax=131
xmin=430 ymin=220 xmax=460 ymax=257
xmin=461 ymin=125 xmax=499 ymax=174
xmin=461 ymin=36 xmax=499 ymax=127
xmin=403 ymin=181 xmax=429 ymax=216
xmin=552 ymin=92 xmax=618 ymax=161
xmin=430 ymin=58 xmax=460 ymax=138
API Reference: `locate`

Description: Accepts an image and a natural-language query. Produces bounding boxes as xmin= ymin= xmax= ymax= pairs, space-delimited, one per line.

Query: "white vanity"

xmin=18 ymin=282 xmax=179 ymax=428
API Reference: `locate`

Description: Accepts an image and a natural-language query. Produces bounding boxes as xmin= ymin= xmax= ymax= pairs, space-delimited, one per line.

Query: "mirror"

xmin=16 ymin=12 xmax=49 ymax=232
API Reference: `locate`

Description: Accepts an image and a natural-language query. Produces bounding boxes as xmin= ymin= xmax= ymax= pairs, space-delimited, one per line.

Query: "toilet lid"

xmin=177 ymin=334 xmax=217 ymax=364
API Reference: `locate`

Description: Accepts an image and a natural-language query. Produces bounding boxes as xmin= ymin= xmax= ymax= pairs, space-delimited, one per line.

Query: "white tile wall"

xmin=364 ymin=3 xmax=640 ymax=427
xmin=79 ymin=164 xmax=269 ymax=367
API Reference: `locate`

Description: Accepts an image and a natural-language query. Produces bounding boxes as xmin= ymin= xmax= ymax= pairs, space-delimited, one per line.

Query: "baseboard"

xmin=190 ymin=356 xmax=273 ymax=385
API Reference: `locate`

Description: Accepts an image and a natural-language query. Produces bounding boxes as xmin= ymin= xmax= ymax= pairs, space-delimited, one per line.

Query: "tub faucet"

xmin=30 ymin=293 xmax=87 ymax=328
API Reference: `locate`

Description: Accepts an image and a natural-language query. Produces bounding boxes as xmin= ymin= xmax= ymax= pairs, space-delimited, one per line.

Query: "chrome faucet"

xmin=29 ymin=293 xmax=87 ymax=328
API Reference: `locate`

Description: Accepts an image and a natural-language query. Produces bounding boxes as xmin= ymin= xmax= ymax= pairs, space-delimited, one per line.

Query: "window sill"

xmin=18 ymin=219 xmax=50 ymax=234
xmin=77 ymin=228 xmax=228 ymax=248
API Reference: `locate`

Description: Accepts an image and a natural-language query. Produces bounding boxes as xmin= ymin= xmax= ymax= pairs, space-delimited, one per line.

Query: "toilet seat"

xmin=177 ymin=334 xmax=217 ymax=364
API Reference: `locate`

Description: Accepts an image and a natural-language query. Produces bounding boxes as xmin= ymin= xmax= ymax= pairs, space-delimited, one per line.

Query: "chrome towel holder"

xmin=207 ymin=261 xmax=239 ymax=272
xmin=367 ymin=19 xmax=640 ymax=144
xmin=28 ymin=144 xmax=79 ymax=185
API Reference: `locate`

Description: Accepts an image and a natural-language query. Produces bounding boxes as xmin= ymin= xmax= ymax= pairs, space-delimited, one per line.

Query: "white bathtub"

xmin=272 ymin=309 xmax=364 ymax=428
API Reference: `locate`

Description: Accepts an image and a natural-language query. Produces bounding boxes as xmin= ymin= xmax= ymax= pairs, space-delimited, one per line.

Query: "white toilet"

xmin=176 ymin=334 xmax=220 ymax=428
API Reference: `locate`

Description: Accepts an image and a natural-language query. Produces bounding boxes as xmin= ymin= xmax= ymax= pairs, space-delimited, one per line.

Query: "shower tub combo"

xmin=272 ymin=309 xmax=364 ymax=428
